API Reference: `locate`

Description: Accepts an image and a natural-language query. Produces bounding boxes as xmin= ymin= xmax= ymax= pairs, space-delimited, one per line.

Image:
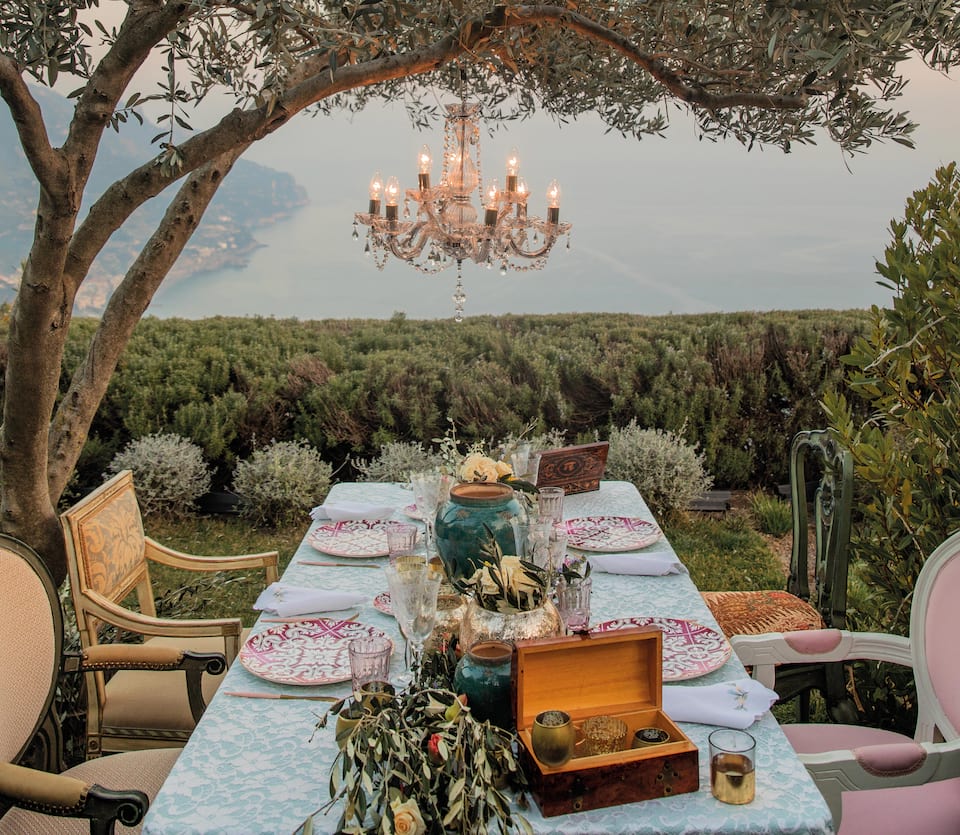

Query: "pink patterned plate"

xmin=240 ymin=618 xmax=392 ymax=685
xmin=373 ymin=592 xmax=393 ymax=616
xmin=308 ymin=520 xmax=400 ymax=557
xmin=591 ymin=617 xmax=731 ymax=681
xmin=402 ymin=504 xmax=424 ymax=521
xmin=563 ymin=516 xmax=663 ymax=552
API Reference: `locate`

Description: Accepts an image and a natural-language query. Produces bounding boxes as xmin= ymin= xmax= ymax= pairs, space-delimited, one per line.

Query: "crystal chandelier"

xmin=352 ymin=101 xmax=572 ymax=321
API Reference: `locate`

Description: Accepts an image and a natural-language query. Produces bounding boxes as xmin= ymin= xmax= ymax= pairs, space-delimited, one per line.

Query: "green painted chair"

xmin=703 ymin=429 xmax=856 ymax=721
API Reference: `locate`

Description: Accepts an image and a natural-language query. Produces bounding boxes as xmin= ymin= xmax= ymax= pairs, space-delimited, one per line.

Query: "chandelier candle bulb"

xmin=385 ymin=176 xmax=400 ymax=222
xmin=368 ymin=171 xmax=382 ymax=215
xmin=546 ymin=179 xmax=562 ymax=224
xmin=417 ymin=145 xmax=432 ymax=190
xmin=506 ymin=146 xmax=520 ymax=192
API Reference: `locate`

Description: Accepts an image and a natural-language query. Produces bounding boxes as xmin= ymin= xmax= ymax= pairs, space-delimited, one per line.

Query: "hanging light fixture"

xmin=352 ymin=101 xmax=572 ymax=321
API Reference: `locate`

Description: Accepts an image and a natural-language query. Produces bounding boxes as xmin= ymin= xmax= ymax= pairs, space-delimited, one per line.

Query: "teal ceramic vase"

xmin=435 ymin=482 xmax=526 ymax=585
xmin=453 ymin=640 xmax=515 ymax=729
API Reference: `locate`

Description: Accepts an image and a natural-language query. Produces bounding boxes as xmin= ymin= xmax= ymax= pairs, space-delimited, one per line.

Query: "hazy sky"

xmin=57 ymin=6 xmax=960 ymax=320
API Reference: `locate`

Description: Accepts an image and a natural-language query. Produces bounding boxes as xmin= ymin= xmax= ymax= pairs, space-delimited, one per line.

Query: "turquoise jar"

xmin=453 ymin=640 xmax=515 ymax=729
xmin=435 ymin=482 xmax=526 ymax=586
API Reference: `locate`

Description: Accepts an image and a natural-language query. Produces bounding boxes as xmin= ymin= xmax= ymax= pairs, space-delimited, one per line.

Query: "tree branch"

xmin=49 ymin=145 xmax=248 ymax=497
xmin=0 ymin=55 xmax=66 ymax=193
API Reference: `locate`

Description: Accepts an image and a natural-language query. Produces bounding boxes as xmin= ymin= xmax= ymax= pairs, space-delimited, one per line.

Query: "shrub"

xmin=353 ymin=441 xmax=444 ymax=483
xmin=107 ymin=433 xmax=211 ymax=518
xmin=824 ymin=164 xmax=960 ymax=733
xmin=605 ymin=420 xmax=713 ymax=522
xmin=747 ymin=491 xmax=793 ymax=537
xmin=232 ymin=439 xmax=332 ymax=527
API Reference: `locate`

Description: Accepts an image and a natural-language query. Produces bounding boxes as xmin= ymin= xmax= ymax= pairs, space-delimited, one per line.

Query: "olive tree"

xmin=2 ymin=0 xmax=959 ymax=583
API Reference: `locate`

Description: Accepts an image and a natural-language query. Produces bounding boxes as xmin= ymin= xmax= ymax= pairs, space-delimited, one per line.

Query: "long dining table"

xmin=142 ymin=480 xmax=834 ymax=835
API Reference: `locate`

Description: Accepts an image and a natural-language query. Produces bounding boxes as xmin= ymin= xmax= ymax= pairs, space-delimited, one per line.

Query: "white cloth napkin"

xmin=254 ymin=583 xmax=366 ymax=618
xmin=662 ymin=678 xmax=779 ymax=729
xmin=588 ymin=552 xmax=688 ymax=575
xmin=309 ymin=501 xmax=395 ymax=522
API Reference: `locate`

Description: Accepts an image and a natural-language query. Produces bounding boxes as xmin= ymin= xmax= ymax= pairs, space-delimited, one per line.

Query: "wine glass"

xmin=410 ymin=471 xmax=451 ymax=558
xmin=384 ymin=558 xmax=442 ymax=685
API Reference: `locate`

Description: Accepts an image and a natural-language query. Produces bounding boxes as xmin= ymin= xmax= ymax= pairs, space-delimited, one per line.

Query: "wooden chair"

xmin=733 ymin=529 xmax=960 ymax=832
xmin=61 ymin=470 xmax=279 ymax=758
xmin=702 ymin=429 xmax=855 ymax=721
xmin=0 ymin=533 xmax=179 ymax=835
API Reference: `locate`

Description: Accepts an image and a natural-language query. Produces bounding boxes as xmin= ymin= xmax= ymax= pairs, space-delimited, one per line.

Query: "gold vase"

xmin=458 ymin=597 xmax=562 ymax=649
xmin=531 ymin=710 xmax=576 ymax=767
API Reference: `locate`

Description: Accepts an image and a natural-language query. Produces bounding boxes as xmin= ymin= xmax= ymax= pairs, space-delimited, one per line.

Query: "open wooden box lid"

xmin=514 ymin=627 xmax=663 ymax=731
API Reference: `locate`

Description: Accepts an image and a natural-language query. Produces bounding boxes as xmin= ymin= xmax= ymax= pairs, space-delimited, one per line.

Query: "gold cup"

xmin=581 ymin=715 xmax=628 ymax=756
xmin=531 ymin=710 xmax=576 ymax=767
xmin=357 ymin=680 xmax=395 ymax=712
xmin=334 ymin=700 xmax=365 ymax=750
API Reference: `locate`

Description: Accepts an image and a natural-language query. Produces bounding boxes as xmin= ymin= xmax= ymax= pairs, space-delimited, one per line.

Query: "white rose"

xmin=389 ymin=797 xmax=426 ymax=835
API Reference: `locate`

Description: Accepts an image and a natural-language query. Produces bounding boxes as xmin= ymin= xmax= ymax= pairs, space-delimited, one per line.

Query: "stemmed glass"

xmin=384 ymin=558 xmax=442 ymax=685
xmin=410 ymin=471 xmax=451 ymax=558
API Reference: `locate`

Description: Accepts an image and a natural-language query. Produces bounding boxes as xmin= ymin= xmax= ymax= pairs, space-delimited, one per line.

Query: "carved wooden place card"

xmin=536 ymin=442 xmax=609 ymax=495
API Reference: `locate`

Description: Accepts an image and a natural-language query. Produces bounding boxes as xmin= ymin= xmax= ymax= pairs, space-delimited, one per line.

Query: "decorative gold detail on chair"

xmin=61 ymin=470 xmax=279 ymax=758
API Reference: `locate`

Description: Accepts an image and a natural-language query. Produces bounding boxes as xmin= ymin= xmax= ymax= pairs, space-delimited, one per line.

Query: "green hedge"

xmin=0 ymin=310 xmax=871 ymax=496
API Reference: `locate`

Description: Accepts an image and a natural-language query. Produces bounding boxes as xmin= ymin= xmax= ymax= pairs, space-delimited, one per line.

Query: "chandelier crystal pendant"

xmin=352 ymin=101 xmax=572 ymax=321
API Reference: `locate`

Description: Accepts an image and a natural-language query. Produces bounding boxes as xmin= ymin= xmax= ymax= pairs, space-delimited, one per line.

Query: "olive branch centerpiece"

xmin=455 ymin=527 xmax=550 ymax=614
xmin=312 ymin=682 xmax=532 ymax=835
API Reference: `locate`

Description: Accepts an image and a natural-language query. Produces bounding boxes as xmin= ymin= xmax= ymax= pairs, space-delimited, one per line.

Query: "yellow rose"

xmin=390 ymin=797 xmax=426 ymax=835
xmin=495 ymin=460 xmax=513 ymax=478
xmin=459 ymin=453 xmax=503 ymax=482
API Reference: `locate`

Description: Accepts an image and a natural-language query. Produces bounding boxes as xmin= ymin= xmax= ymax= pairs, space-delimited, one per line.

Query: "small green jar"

xmin=453 ymin=640 xmax=515 ymax=729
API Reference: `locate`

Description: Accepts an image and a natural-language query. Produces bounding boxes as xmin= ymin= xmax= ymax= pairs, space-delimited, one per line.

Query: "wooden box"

xmin=513 ymin=628 xmax=699 ymax=816
xmin=535 ymin=442 xmax=609 ymax=495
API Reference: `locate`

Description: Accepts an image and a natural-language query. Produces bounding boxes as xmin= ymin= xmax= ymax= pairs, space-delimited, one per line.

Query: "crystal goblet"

xmin=384 ymin=558 xmax=442 ymax=685
xmin=410 ymin=471 xmax=452 ymax=558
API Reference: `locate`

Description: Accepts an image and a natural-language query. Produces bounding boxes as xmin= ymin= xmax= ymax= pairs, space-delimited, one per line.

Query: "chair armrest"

xmin=78 ymin=645 xmax=227 ymax=723
xmin=81 ymin=590 xmax=243 ymax=661
xmin=732 ymin=629 xmax=913 ymax=689
xmin=0 ymin=761 xmax=148 ymax=829
xmin=144 ymin=536 xmax=279 ymax=583
xmin=801 ymin=737 xmax=960 ymax=826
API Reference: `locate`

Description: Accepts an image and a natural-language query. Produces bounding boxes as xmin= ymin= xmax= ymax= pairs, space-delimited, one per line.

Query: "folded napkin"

xmin=254 ymin=583 xmax=366 ymax=618
xmin=588 ymin=552 xmax=688 ymax=575
xmin=662 ymin=678 xmax=778 ymax=730
xmin=309 ymin=501 xmax=395 ymax=522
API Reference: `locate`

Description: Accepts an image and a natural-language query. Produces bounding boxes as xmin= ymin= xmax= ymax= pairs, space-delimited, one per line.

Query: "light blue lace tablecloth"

xmin=142 ymin=481 xmax=834 ymax=835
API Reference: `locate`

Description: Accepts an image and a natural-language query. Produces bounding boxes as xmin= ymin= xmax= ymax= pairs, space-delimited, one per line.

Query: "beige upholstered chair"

xmin=734 ymin=530 xmax=960 ymax=832
xmin=61 ymin=470 xmax=279 ymax=758
xmin=0 ymin=533 xmax=179 ymax=834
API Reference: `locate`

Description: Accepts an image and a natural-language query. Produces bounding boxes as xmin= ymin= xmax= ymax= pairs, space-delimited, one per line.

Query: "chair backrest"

xmin=0 ymin=535 xmax=61 ymax=765
xmin=62 ymin=470 xmax=157 ymax=653
xmin=787 ymin=429 xmax=853 ymax=630
xmin=912 ymin=530 xmax=960 ymax=742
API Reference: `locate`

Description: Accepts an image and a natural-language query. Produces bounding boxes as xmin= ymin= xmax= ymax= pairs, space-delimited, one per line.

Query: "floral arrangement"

xmin=458 ymin=449 xmax=513 ymax=483
xmin=312 ymin=680 xmax=530 ymax=834
xmin=458 ymin=533 xmax=549 ymax=613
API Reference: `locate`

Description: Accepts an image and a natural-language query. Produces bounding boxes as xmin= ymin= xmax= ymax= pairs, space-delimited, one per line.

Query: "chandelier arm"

xmin=382 ymin=223 xmax=431 ymax=260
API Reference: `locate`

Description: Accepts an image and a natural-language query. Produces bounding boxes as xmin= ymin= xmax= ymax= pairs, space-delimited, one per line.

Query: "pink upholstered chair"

xmin=0 ymin=534 xmax=179 ymax=834
xmin=733 ymin=529 xmax=960 ymax=831
xmin=61 ymin=470 xmax=280 ymax=758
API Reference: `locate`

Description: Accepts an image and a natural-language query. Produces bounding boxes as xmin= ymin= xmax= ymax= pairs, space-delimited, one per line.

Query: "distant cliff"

xmin=0 ymin=86 xmax=308 ymax=315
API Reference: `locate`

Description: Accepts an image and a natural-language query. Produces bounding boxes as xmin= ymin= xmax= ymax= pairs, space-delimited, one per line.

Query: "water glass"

xmin=537 ymin=486 xmax=565 ymax=525
xmin=386 ymin=523 xmax=418 ymax=565
xmin=556 ymin=575 xmax=592 ymax=633
xmin=514 ymin=520 xmax=554 ymax=571
xmin=709 ymin=729 xmax=756 ymax=805
xmin=347 ymin=635 xmax=393 ymax=694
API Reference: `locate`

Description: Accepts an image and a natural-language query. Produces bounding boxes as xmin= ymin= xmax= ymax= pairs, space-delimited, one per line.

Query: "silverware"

xmin=224 ymin=691 xmax=340 ymax=702
xmin=299 ymin=560 xmax=381 ymax=568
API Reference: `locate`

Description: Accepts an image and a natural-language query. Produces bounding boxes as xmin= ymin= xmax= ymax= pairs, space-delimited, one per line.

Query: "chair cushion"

xmin=102 ymin=632 xmax=247 ymax=735
xmin=837 ymin=775 xmax=960 ymax=835
xmin=702 ymin=590 xmax=824 ymax=638
xmin=0 ymin=747 xmax=179 ymax=834
xmin=784 ymin=723 xmax=911 ymax=756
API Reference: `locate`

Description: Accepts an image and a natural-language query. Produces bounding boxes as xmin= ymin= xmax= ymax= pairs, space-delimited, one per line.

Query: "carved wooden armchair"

xmin=61 ymin=470 xmax=279 ymax=758
xmin=0 ymin=533 xmax=180 ymax=834
xmin=733 ymin=530 xmax=960 ymax=832
xmin=702 ymin=429 xmax=855 ymax=721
